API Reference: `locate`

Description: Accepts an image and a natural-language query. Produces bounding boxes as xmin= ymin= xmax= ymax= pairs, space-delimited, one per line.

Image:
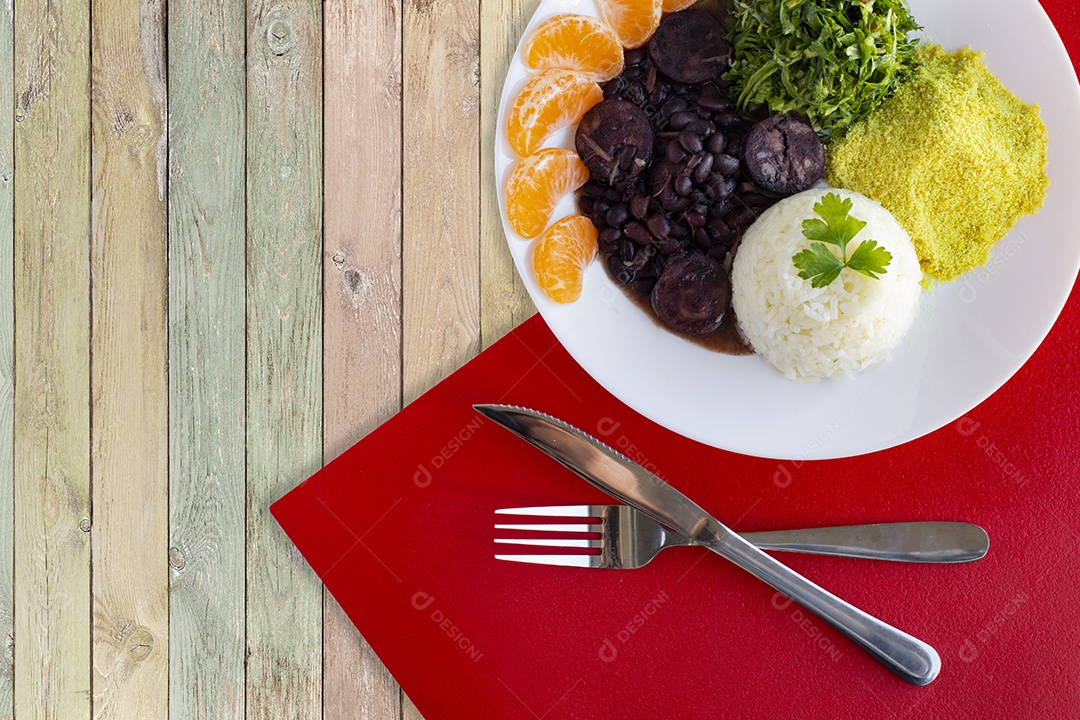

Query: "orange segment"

xmin=507 ymin=70 xmax=603 ymax=158
xmin=505 ymin=149 xmax=590 ymax=239
xmin=532 ymin=215 xmax=598 ymax=304
xmin=522 ymin=14 xmax=625 ymax=82
xmin=661 ymin=0 xmax=696 ymax=12
xmin=596 ymin=0 xmax=662 ymax=49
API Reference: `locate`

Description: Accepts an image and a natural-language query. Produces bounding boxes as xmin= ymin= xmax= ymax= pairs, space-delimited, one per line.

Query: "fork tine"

xmin=495 ymin=505 xmax=598 ymax=517
xmin=495 ymin=554 xmax=602 ymax=568
xmin=493 ymin=523 xmax=595 ymax=533
xmin=494 ymin=537 xmax=602 ymax=548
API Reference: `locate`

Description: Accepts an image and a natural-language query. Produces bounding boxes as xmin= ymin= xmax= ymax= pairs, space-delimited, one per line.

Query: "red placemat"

xmin=274 ymin=281 xmax=1079 ymax=719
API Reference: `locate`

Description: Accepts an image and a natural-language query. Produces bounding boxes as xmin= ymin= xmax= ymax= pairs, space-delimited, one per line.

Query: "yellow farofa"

xmin=826 ymin=45 xmax=1049 ymax=282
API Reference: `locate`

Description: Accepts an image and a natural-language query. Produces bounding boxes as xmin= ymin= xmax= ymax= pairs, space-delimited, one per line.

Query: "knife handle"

xmin=737 ymin=522 xmax=989 ymax=563
xmin=707 ymin=531 xmax=941 ymax=686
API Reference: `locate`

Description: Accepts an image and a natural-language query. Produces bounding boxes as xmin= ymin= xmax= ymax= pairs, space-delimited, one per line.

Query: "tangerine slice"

xmin=532 ymin=215 xmax=598 ymax=304
xmin=596 ymin=0 xmax=662 ymax=49
xmin=661 ymin=0 xmax=696 ymax=12
xmin=507 ymin=70 xmax=603 ymax=158
xmin=522 ymin=14 xmax=625 ymax=82
xmin=505 ymin=149 xmax=590 ymax=239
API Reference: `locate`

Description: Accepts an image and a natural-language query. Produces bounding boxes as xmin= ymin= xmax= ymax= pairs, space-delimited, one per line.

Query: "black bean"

xmin=664 ymin=141 xmax=687 ymax=164
xmin=598 ymin=227 xmax=622 ymax=255
xmin=698 ymin=93 xmax=733 ymax=113
xmin=660 ymin=97 xmax=688 ymax=118
xmin=693 ymin=154 xmax=713 ymax=183
xmin=657 ymin=236 xmax=681 ymax=254
xmin=707 ymin=246 xmax=728 ymax=262
xmin=669 ymin=222 xmax=689 ymax=239
xmin=620 ymin=237 xmax=637 ymax=262
xmin=692 ymin=228 xmax=712 ymax=250
xmin=607 ymin=253 xmax=635 ymax=284
xmin=714 ymin=154 xmax=740 ymax=177
xmin=669 ymin=111 xmax=696 ymax=130
xmin=631 ymin=276 xmax=657 ymax=295
xmin=706 ymin=217 xmax=733 ymax=242
xmin=605 ymin=203 xmax=630 ymax=228
xmin=685 ymin=119 xmax=713 ymax=138
xmin=646 ymin=213 xmax=671 ymax=239
xmin=725 ymin=206 xmax=758 ymax=230
xmin=595 ymin=200 xmax=612 ymax=216
xmin=629 ymin=194 xmax=649 ymax=220
xmin=715 ymin=111 xmax=742 ymax=128
xmin=629 ymin=244 xmax=655 ymax=271
xmin=706 ymin=132 xmax=726 ymax=155
xmin=578 ymin=196 xmax=595 ymax=214
xmin=674 ymin=173 xmax=693 ymax=197
xmin=678 ymin=128 xmax=703 ymax=154
xmin=686 ymin=209 xmax=706 ymax=228
xmin=624 ymin=221 xmax=652 ymax=244
xmin=624 ymin=47 xmax=648 ymax=66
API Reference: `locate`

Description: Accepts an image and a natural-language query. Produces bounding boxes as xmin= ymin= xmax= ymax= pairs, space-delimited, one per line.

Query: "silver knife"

xmin=475 ymin=404 xmax=942 ymax=686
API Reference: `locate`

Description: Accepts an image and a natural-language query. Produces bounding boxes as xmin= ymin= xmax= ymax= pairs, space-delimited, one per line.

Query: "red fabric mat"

xmin=274 ymin=4 xmax=1080 ymax=716
xmin=274 ymin=282 xmax=1079 ymax=718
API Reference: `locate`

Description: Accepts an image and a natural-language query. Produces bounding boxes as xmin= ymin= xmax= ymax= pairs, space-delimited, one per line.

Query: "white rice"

xmin=731 ymin=188 xmax=921 ymax=380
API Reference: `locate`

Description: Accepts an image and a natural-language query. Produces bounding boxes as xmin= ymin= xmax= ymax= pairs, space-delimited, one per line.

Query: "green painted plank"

xmin=0 ymin=1 xmax=13 ymax=715
xmin=13 ymin=0 xmax=92 ymax=717
xmin=168 ymin=0 xmax=247 ymax=718
xmin=245 ymin=1 xmax=323 ymax=717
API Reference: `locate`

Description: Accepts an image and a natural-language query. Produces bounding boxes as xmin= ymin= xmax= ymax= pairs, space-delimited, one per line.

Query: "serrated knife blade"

xmin=475 ymin=403 xmax=941 ymax=686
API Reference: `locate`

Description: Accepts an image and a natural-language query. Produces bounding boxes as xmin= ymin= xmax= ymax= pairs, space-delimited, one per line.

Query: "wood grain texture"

xmin=479 ymin=0 xmax=537 ymax=350
xmin=13 ymin=0 xmax=92 ymax=717
xmin=245 ymin=1 xmax=323 ymax=718
xmin=402 ymin=0 xmax=481 ymax=405
xmin=90 ymin=0 xmax=169 ymax=716
xmin=168 ymin=0 xmax=246 ymax=718
xmin=0 ymin=3 xmax=13 ymax=715
xmin=322 ymin=0 xmax=402 ymax=716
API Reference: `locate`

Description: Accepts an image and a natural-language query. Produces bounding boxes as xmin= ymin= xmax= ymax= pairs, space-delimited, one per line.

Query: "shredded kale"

xmin=724 ymin=0 xmax=922 ymax=139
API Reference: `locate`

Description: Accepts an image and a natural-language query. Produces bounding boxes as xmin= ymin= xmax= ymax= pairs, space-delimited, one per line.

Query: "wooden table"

xmin=0 ymin=0 xmax=536 ymax=716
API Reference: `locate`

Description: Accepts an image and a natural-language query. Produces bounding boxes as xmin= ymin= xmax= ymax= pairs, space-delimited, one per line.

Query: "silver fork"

xmin=495 ymin=505 xmax=989 ymax=568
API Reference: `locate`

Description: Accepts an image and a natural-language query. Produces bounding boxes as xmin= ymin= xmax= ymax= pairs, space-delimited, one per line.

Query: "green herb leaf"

xmin=724 ymin=0 xmax=922 ymax=138
xmin=847 ymin=239 xmax=893 ymax=279
xmin=793 ymin=242 xmax=845 ymax=288
xmin=791 ymin=192 xmax=890 ymax=287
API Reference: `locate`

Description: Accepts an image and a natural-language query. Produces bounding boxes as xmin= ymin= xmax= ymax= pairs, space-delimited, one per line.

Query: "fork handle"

xmin=706 ymin=530 xmax=940 ymax=686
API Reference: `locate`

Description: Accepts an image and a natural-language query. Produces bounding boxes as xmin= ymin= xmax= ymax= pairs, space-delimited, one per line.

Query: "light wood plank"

xmin=89 ymin=0 xmax=169 ymax=716
xmin=479 ymin=0 xmax=537 ymax=350
xmin=13 ymin=0 xmax=92 ymax=717
xmin=168 ymin=0 xmax=247 ymax=718
xmin=0 ymin=2 xmax=14 ymax=714
xmin=402 ymin=0 xmax=481 ymax=404
xmin=322 ymin=0 xmax=402 ymax=716
xmin=245 ymin=1 xmax=323 ymax=717
xmin=402 ymin=0 xmax=482 ymax=717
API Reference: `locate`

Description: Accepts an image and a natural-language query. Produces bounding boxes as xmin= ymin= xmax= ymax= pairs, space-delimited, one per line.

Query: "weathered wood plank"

xmin=13 ymin=0 xmax=92 ymax=717
xmin=402 ymin=0 xmax=481 ymax=403
xmin=168 ymin=0 xmax=247 ymax=718
xmin=245 ymin=1 xmax=323 ymax=718
xmin=322 ymin=0 xmax=402 ymax=716
xmin=479 ymin=0 xmax=537 ymax=350
xmin=402 ymin=0 xmax=482 ymax=717
xmin=89 ymin=0 xmax=169 ymax=716
xmin=0 ymin=2 xmax=14 ymax=715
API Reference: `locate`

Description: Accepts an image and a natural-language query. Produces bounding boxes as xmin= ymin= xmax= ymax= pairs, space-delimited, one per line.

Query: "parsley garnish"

xmin=791 ymin=193 xmax=892 ymax=288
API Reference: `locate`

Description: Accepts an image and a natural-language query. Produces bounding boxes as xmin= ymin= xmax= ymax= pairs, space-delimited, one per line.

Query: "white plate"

xmin=495 ymin=0 xmax=1080 ymax=460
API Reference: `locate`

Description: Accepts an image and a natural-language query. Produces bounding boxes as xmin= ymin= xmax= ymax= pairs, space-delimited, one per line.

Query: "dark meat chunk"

xmin=742 ymin=113 xmax=824 ymax=194
xmin=575 ymin=99 xmax=654 ymax=187
xmin=648 ymin=10 xmax=731 ymax=85
xmin=651 ymin=253 xmax=730 ymax=336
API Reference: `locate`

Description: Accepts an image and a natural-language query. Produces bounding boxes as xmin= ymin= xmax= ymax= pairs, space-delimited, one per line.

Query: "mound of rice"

xmin=731 ymin=188 xmax=921 ymax=380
